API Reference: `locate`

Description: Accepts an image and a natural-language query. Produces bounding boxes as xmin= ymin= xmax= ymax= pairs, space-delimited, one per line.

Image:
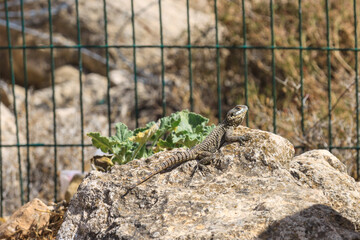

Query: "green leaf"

xmin=158 ymin=113 xmax=180 ymax=132
xmin=175 ymin=111 xmax=209 ymax=133
xmin=129 ymin=121 xmax=159 ymax=161
xmin=111 ymin=122 xmax=134 ymax=143
xmin=133 ymin=121 xmax=156 ymax=135
xmin=87 ymin=132 xmax=115 ymax=154
xmin=87 ymin=109 xmax=215 ymax=165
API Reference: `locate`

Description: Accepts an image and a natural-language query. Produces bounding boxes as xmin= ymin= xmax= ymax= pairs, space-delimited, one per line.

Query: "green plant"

xmin=87 ymin=110 xmax=215 ymax=165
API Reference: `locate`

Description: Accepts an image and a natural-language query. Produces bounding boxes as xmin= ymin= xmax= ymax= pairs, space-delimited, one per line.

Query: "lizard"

xmin=123 ymin=105 xmax=249 ymax=196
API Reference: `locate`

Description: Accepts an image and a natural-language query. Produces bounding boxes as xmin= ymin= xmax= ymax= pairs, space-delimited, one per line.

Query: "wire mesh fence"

xmin=0 ymin=0 xmax=359 ymax=216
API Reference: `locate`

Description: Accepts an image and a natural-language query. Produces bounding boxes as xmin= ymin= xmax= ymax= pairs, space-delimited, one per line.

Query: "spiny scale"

xmin=124 ymin=105 xmax=248 ymax=195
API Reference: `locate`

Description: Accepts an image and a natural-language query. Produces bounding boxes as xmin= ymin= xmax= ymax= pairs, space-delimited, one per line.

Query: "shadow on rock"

xmin=257 ymin=204 xmax=360 ymax=240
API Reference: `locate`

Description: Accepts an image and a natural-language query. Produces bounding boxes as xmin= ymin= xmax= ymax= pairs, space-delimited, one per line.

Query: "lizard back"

xmin=192 ymin=123 xmax=227 ymax=153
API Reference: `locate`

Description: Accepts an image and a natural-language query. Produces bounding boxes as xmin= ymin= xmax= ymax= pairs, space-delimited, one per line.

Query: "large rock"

xmin=57 ymin=126 xmax=360 ymax=239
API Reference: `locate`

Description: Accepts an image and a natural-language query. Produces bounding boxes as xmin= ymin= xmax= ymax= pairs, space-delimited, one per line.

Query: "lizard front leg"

xmin=225 ymin=132 xmax=250 ymax=145
xmin=212 ymin=132 xmax=250 ymax=170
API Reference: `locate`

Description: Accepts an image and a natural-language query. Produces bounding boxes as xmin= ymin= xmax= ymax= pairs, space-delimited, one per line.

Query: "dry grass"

xmin=205 ymin=0 xmax=360 ymax=179
xmin=7 ymin=201 xmax=67 ymax=240
xmin=166 ymin=0 xmax=360 ymax=178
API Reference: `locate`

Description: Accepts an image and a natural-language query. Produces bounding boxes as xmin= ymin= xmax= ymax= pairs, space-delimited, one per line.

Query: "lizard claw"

xmin=198 ymin=163 xmax=211 ymax=176
xmin=238 ymin=134 xmax=251 ymax=145
xmin=214 ymin=155 xmax=231 ymax=171
xmin=243 ymin=134 xmax=251 ymax=141
xmin=185 ymin=160 xmax=211 ymax=187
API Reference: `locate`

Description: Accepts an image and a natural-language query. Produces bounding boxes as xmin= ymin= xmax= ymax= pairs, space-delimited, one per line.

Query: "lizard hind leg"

xmin=185 ymin=151 xmax=214 ymax=187
xmin=197 ymin=151 xmax=215 ymax=165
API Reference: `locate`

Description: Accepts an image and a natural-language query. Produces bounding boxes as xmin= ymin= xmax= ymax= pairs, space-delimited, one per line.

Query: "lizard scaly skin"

xmin=124 ymin=105 xmax=248 ymax=195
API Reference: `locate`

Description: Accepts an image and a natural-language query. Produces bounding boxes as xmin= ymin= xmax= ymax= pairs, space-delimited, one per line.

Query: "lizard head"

xmin=225 ymin=105 xmax=248 ymax=126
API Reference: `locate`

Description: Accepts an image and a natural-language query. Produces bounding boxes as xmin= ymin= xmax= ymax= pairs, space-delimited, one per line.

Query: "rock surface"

xmin=57 ymin=126 xmax=360 ymax=239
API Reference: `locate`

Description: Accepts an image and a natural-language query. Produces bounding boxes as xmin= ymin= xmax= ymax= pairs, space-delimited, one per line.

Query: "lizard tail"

xmin=125 ymin=150 xmax=196 ymax=192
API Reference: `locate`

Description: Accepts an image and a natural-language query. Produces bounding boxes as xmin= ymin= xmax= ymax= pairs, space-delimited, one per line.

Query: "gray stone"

xmin=0 ymin=103 xmax=26 ymax=216
xmin=57 ymin=126 xmax=360 ymax=239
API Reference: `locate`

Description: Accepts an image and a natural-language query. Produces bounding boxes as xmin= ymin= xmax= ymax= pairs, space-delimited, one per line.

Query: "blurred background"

xmin=0 ymin=0 xmax=359 ymax=216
